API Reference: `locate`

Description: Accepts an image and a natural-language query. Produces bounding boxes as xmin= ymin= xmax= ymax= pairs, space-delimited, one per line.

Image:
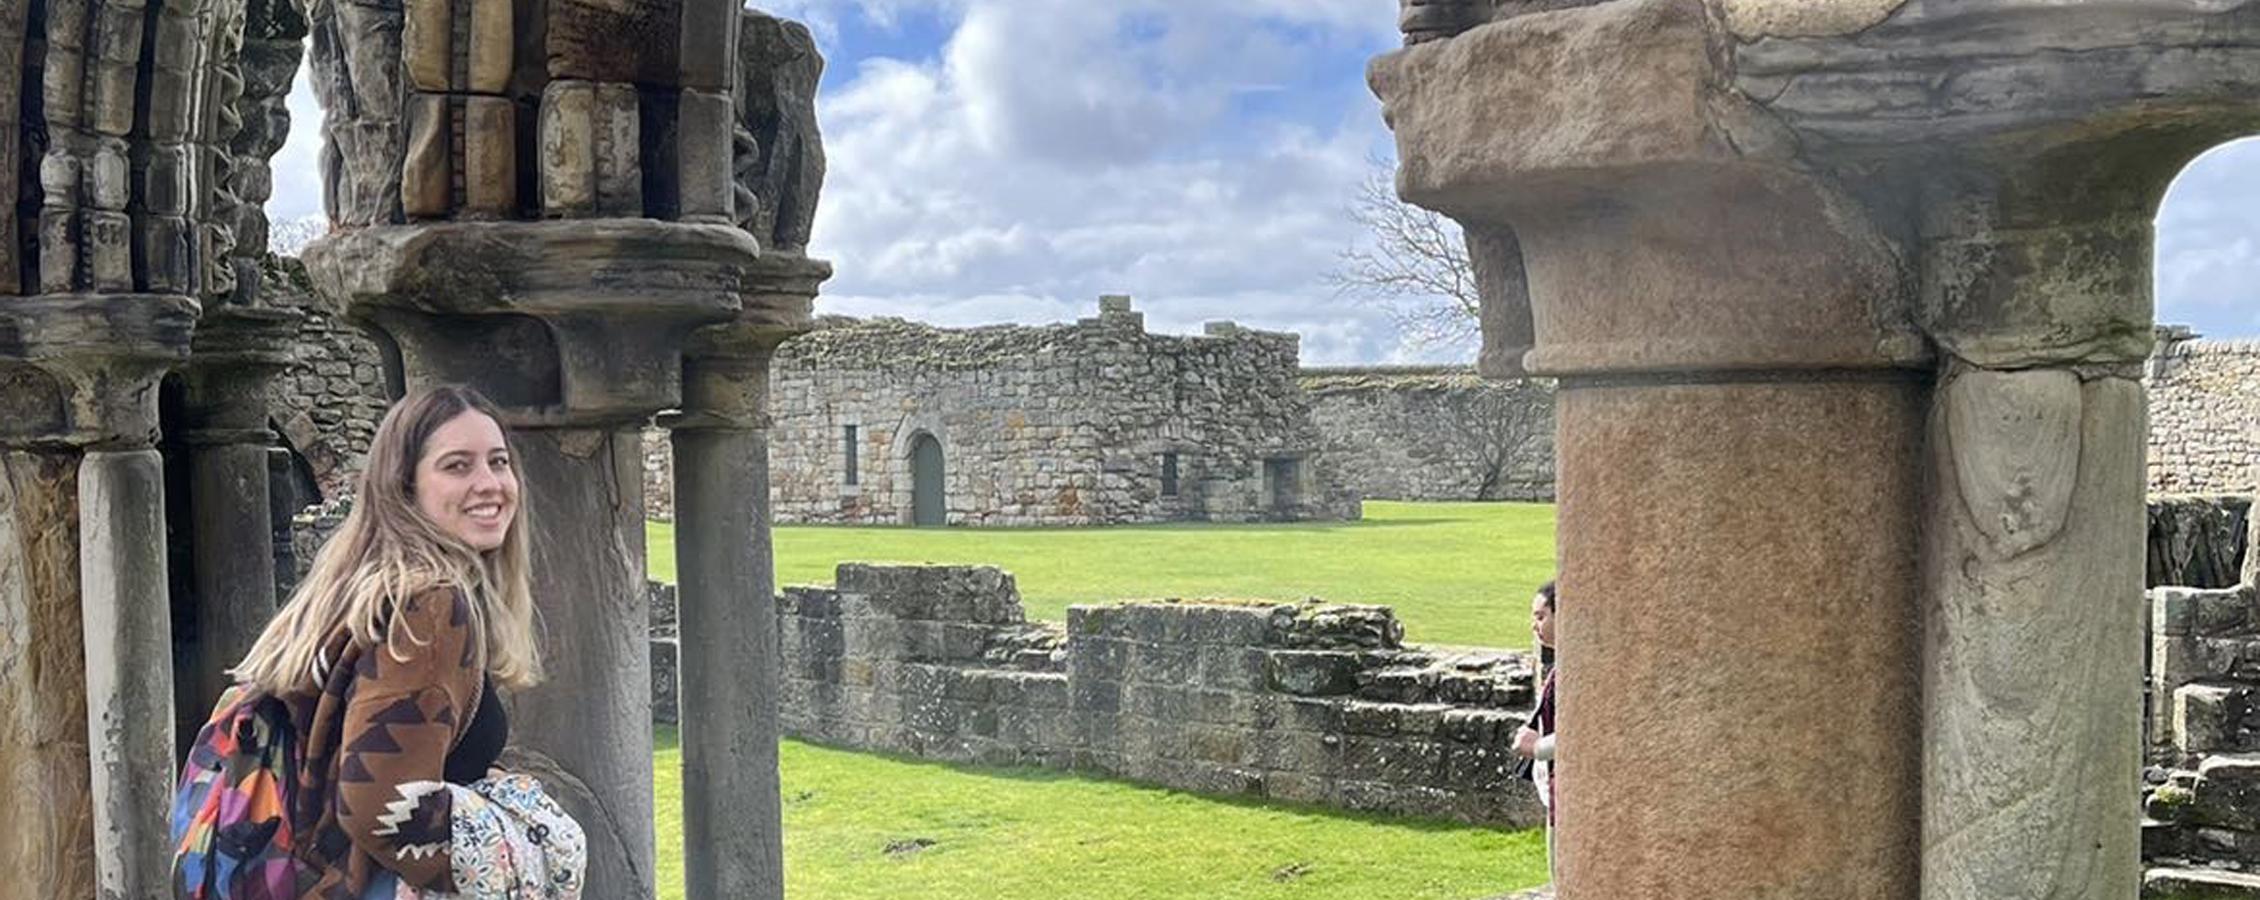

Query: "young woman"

xmin=229 ymin=385 xmax=580 ymax=898
xmin=1512 ymin=580 xmax=1558 ymax=876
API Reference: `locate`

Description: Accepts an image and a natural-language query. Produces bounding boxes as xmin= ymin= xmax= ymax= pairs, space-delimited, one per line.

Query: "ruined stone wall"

xmin=2142 ymin=493 xmax=2260 ymax=890
xmin=1301 ymin=366 xmax=1555 ymax=502
xmin=2148 ymin=337 xmax=2260 ymax=496
xmin=649 ymin=564 xmax=1543 ymax=826
xmin=761 ymin=299 xmax=1359 ymax=526
xmin=262 ymin=255 xmax=389 ymax=501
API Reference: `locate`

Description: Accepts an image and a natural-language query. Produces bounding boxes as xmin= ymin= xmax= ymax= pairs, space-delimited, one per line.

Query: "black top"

xmin=445 ymin=675 xmax=508 ymax=784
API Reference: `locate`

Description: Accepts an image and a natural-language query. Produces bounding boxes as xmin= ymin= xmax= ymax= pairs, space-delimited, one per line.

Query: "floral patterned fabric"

xmin=389 ymin=775 xmax=584 ymax=900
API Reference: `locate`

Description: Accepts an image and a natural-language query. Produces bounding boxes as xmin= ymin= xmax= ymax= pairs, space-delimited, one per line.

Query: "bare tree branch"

xmin=1324 ymin=154 xmax=1480 ymax=348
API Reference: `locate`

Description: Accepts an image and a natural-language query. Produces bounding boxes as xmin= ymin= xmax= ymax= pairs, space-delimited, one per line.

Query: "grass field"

xmin=654 ymin=728 xmax=1550 ymax=900
xmin=647 ymin=500 xmax=1556 ymax=648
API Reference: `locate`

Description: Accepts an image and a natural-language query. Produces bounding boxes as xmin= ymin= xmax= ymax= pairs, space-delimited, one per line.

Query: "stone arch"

xmin=2146 ymin=135 xmax=2260 ymax=498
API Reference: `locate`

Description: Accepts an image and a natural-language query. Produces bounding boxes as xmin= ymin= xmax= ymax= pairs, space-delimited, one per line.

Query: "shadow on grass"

xmin=655 ymin=727 xmax=1532 ymax=838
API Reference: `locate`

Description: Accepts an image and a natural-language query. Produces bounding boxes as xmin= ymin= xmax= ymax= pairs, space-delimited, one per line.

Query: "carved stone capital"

xmin=1373 ymin=0 xmax=2260 ymax=378
xmin=670 ymin=252 xmax=830 ymax=432
xmin=182 ymin=305 xmax=302 ymax=443
xmin=1370 ymin=0 xmax=1923 ymax=376
xmin=0 ymin=293 xmax=199 ymax=448
xmin=302 ymin=219 xmax=756 ymax=427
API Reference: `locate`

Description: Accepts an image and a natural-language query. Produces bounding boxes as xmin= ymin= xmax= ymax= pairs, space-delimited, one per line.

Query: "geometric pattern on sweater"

xmin=282 ymin=586 xmax=487 ymax=898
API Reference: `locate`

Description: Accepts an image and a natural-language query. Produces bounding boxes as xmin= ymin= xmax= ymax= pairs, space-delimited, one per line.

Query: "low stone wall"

xmin=1301 ymin=366 xmax=1555 ymax=502
xmin=650 ymin=564 xmax=1545 ymax=826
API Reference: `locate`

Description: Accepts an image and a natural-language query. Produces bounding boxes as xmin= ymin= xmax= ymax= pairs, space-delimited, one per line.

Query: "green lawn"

xmin=654 ymin=729 xmax=1549 ymax=900
xmin=648 ymin=500 xmax=1556 ymax=648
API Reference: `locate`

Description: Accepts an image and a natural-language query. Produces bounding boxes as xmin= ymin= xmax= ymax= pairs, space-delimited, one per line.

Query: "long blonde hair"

xmin=236 ymin=385 xmax=542 ymax=693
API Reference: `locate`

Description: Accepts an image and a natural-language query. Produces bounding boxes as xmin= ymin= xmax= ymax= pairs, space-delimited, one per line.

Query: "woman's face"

xmin=1531 ymin=592 xmax=1555 ymax=650
xmin=413 ymin=410 xmax=518 ymax=551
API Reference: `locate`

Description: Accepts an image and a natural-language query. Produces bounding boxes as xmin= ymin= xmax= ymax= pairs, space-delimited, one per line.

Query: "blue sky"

xmin=265 ymin=2 xmax=2259 ymax=363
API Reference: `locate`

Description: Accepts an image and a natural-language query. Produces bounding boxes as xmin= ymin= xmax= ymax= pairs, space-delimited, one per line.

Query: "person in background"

xmin=1512 ymin=579 xmax=1558 ymax=879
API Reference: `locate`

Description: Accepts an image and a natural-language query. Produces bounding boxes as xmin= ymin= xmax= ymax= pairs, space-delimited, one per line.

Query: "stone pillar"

xmin=304 ymin=220 xmax=753 ymax=900
xmin=0 ymin=296 xmax=195 ymax=900
xmin=80 ymin=447 xmax=177 ymax=897
xmin=668 ymin=253 xmax=826 ymax=900
xmin=177 ymin=306 xmax=301 ymax=745
xmin=1912 ymin=178 xmax=2160 ymax=899
xmin=1369 ymin=0 xmax=2260 ymax=895
xmin=510 ymin=425 xmax=654 ymax=897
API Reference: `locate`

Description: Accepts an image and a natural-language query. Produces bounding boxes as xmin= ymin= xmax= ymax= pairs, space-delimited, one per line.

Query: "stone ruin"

xmin=0 ymin=0 xmax=829 ymax=896
xmin=1373 ymin=0 xmax=2259 ymax=897
xmin=2144 ymin=496 xmax=2260 ymax=895
xmin=1302 ymin=365 xmax=1555 ymax=502
xmin=649 ymin=563 xmax=1546 ymax=827
xmin=4 ymin=0 xmax=2258 ymax=897
xmin=751 ymin=296 xmax=1360 ymax=526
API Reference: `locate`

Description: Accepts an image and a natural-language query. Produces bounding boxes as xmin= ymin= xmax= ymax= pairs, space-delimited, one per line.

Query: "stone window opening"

xmin=843 ymin=423 xmax=859 ymax=486
xmin=1161 ymin=451 xmax=1180 ymax=497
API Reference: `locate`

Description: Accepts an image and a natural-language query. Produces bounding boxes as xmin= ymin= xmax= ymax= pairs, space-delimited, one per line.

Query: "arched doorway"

xmin=911 ymin=433 xmax=946 ymax=527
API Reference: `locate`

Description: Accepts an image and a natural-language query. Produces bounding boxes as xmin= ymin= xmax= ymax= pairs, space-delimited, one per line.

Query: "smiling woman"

xmin=179 ymin=385 xmax=580 ymax=899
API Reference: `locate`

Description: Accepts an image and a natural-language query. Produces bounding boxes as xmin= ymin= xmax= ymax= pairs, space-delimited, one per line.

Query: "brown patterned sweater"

xmin=282 ymin=586 xmax=485 ymax=898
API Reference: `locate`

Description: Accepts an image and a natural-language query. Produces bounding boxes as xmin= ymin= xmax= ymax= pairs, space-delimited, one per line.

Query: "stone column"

xmin=668 ymin=253 xmax=826 ymax=900
xmin=0 ymin=295 xmax=196 ymax=900
xmin=1911 ymin=177 xmax=2162 ymax=900
xmin=1374 ymin=0 xmax=2260 ymax=895
xmin=176 ymin=306 xmax=301 ymax=746
xmin=305 ymin=220 xmax=753 ymax=900
xmin=1374 ymin=5 xmax=1932 ymax=895
xmin=80 ymin=446 xmax=177 ymax=897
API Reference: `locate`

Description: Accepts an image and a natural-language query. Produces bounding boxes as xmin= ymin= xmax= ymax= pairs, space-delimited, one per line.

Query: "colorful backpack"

xmin=170 ymin=684 xmax=304 ymax=899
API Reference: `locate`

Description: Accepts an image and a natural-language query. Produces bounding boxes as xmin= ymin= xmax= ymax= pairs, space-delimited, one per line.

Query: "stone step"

xmin=2146 ymin=867 xmax=2260 ymax=899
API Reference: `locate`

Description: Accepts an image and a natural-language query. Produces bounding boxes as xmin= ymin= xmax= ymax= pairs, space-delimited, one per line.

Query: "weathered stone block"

xmin=1133 ymin=644 xmax=1198 ymax=685
xmin=458 ymin=96 xmax=517 ymax=218
xmin=88 ymin=10 xmax=146 ymax=137
xmin=675 ymin=89 xmax=735 ymax=223
xmin=1184 ymin=725 xmax=1249 ymax=765
xmin=402 ymin=0 xmax=453 ymax=91
xmin=539 ymin=79 xmax=598 ymax=216
xmin=678 ymin=0 xmax=739 ymax=90
xmin=1264 ymin=771 xmax=1334 ymax=807
xmin=83 ymin=210 xmax=131 ymax=291
xmin=546 ymin=0 xmax=679 ymax=83
xmin=2190 ymin=754 xmax=2260 ymax=832
xmin=466 ymin=0 xmax=514 ymax=92
xmin=402 ymin=93 xmax=452 ymax=219
xmin=2144 ymin=867 xmax=2260 ymax=899
xmin=142 ymin=26 xmax=198 ymax=142
xmin=593 ymin=82 xmax=642 ymax=217
xmin=137 ymin=215 xmax=194 ymax=295
xmin=1343 ymin=736 xmax=1443 ymax=783
xmin=2178 ymin=684 xmax=2242 ymax=756
xmin=1197 ymin=647 xmax=1270 ymax=691
xmin=1266 ymin=650 xmax=1363 ymax=697
xmin=1281 ymin=697 xmax=1343 ymax=733
xmin=1254 ymin=730 xmax=1342 ymax=774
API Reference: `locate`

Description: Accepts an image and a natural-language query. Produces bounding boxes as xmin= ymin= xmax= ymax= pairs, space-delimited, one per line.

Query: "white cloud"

xmin=2157 ymin=136 xmax=2260 ymax=338
xmin=268 ymin=60 xmax=327 ymax=229
xmin=804 ymin=1 xmax=1429 ymax=362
